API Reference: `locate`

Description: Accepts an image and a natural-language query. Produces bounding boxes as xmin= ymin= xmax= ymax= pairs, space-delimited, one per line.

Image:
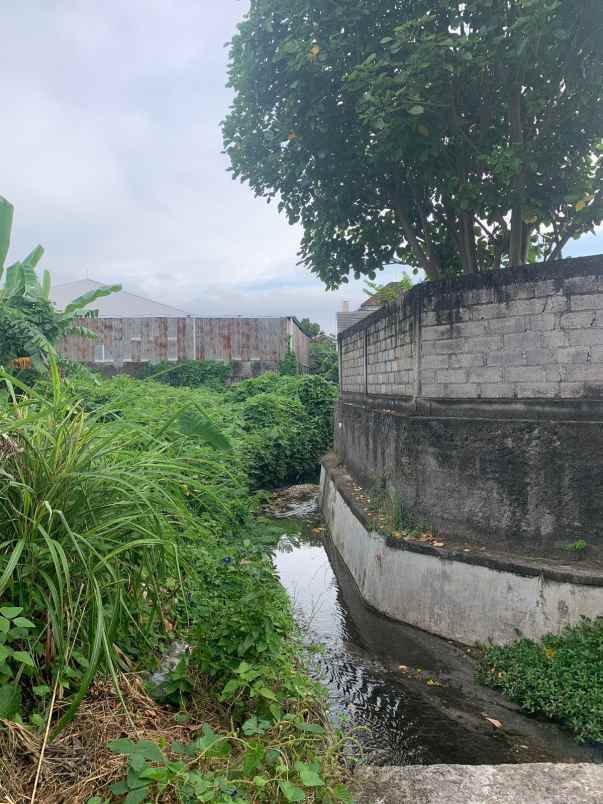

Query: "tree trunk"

xmin=509 ymin=84 xmax=525 ymax=267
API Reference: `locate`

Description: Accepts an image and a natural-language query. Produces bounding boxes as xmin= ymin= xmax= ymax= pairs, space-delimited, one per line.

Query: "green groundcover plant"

xmin=478 ymin=617 xmax=603 ymax=743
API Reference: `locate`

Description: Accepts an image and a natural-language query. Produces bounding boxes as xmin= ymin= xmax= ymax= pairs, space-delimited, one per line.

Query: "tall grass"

xmin=0 ymin=363 xmax=226 ymax=731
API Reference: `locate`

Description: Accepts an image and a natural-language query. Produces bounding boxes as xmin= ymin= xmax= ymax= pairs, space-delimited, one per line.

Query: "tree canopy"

xmin=224 ymin=0 xmax=603 ymax=286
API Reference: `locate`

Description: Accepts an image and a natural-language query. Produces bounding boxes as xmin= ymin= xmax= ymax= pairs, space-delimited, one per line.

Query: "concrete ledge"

xmin=320 ymin=462 xmax=603 ymax=644
xmin=353 ymin=764 xmax=603 ymax=803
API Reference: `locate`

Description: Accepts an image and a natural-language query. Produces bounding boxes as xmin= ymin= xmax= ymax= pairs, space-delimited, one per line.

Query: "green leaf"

xmin=0 ymin=607 xmax=23 ymax=620
xmin=0 ymin=684 xmax=21 ymax=717
xmin=110 ymin=781 xmax=129 ymax=795
xmin=108 ymin=738 xmax=138 ymax=755
xmin=295 ymin=761 xmax=325 ymax=787
xmin=409 ymin=105 xmax=424 ymax=115
xmin=257 ymin=686 xmax=278 ymax=701
xmin=0 ymin=645 xmax=13 ymax=663
xmin=12 ymin=651 xmax=35 ymax=668
xmin=12 ymin=617 xmax=35 ymax=629
xmin=279 ymin=781 xmax=306 ymax=802
xmin=124 ymin=789 xmax=149 ymax=804
xmin=177 ymin=406 xmax=231 ymax=451
xmin=135 ymin=740 xmax=167 ymax=765
xmin=333 ymin=783 xmax=353 ymax=802
xmin=0 ymin=196 xmax=14 ymax=271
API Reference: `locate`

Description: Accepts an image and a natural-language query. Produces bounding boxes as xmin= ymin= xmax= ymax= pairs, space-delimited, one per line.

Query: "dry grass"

xmin=0 ymin=674 xmax=225 ymax=804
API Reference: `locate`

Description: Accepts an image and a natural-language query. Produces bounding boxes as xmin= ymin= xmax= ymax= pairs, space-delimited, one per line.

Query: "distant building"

xmin=52 ymin=279 xmax=310 ymax=378
xmin=336 ymin=283 xmax=408 ymax=335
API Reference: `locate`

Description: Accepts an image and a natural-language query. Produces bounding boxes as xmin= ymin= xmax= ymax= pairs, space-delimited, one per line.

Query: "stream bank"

xmin=268 ymin=486 xmax=601 ymax=768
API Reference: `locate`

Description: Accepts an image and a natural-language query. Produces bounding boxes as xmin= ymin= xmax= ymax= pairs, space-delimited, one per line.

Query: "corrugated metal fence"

xmin=58 ymin=316 xmax=310 ymax=374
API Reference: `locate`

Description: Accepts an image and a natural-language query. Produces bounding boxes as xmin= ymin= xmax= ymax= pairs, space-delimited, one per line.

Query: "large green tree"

xmin=224 ymin=0 xmax=603 ymax=286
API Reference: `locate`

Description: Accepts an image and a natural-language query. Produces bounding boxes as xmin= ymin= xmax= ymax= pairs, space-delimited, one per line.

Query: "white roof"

xmin=50 ymin=279 xmax=191 ymax=318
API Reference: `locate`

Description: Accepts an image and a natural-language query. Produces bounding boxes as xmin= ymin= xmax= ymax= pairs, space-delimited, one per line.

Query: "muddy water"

xmin=270 ymin=488 xmax=600 ymax=767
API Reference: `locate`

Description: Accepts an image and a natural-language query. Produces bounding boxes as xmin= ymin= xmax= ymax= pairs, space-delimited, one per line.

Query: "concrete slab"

xmin=353 ymin=764 xmax=603 ymax=804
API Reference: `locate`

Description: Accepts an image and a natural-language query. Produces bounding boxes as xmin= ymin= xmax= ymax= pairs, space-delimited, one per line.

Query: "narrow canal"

xmin=270 ymin=486 xmax=599 ymax=767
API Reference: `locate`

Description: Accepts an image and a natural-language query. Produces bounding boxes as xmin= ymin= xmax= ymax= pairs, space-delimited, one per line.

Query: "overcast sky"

xmin=2 ymin=2 xmax=601 ymax=333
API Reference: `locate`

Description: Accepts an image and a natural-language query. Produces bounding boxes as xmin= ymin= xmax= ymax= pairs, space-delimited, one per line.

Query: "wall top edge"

xmin=338 ymin=254 xmax=603 ymax=341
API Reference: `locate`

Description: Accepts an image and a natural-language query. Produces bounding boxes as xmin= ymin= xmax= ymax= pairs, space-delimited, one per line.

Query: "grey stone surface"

xmin=352 ymin=764 xmax=603 ymax=804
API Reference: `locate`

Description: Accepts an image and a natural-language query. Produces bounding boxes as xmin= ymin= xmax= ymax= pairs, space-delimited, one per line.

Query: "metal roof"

xmin=50 ymin=279 xmax=192 ymax=318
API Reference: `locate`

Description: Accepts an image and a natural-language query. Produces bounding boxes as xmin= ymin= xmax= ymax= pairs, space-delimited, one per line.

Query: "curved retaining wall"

xmin=321 ymin=462 xmax=603 ymax=645
xmin=337 ymin=256 xmax=603 ymax=549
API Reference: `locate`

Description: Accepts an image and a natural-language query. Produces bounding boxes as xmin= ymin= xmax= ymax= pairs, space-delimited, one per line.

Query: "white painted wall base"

xmin=320 ymin=467 xmax=603 ymax=645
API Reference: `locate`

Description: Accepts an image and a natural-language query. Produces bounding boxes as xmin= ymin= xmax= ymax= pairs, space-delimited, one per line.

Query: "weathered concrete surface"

xmin=353 ymin=764 xmax=603 ymax=803
xmin=335 ymin=396 xmax=603 ymax=551
xmin=337 ymin=255 xmax=603 ymax=550
xmin=320 ymin=463 xmax=603 ymax=645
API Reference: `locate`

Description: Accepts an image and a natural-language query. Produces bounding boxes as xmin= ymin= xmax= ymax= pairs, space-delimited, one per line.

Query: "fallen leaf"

xmin=433 ymin=541 xmax=445 ymax=548
xmin=484 ymin=716 xmax=503 ymax=729
xmin=398 ymin=665 xmax=408 ymax=672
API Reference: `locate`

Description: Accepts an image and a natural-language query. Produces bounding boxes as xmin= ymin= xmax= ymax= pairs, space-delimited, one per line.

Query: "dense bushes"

xmin=138 ymin=359 xmax=233 ymax=389
xmin=0 ymin=365 xmax=343 ymax=800
xmin=478 ymin=618 xmax=603 ymax=743
xmin=233 ymin=374 xmax=337 ymax=488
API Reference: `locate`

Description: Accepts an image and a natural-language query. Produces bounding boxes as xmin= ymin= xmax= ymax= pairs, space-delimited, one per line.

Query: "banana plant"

xmin=0 ymin=196 xmax=120 ymax=370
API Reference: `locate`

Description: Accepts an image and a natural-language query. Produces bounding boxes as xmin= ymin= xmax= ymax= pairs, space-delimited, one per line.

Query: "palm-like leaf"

xmin=61 ymin=284 xmax=121 ymax=318
xmin=0 ymin=196 xmax=13 ymax=273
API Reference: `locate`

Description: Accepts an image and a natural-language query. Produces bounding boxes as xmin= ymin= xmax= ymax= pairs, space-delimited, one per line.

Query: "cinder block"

xmin=506 ymin=366 xmax=547 ymax=383
xmin=421 ymin=354 xmax=449 ymax=369
xmin=557 ymin=347 xmax=591 ymax=364
xmin=561 ymin=311 xmax=597 ymax=329
xmin=545 ymin=365 xmax=565 ymax=382
xmin=525 ymin=348 xmax=556 ymax=366
xmin=568 ymin=329 xmax=603 ymax=347
xmin=541 ymin=330 xmax=569 ymax=349
xmin=565 ymin=364 xmax=603 ymax=383
xmin=503 ymin=331 xmax=542 ymax=349
xmin=571 ymin=293 xmax=603 ymax=311
xmin=486 ymin=350 xmax=527 ymax=367
xmin=505 ymin=298 xmax=549 ymax=317
xmin=444 ymin=383 xmax=479 ymax=398
xmin=436 ymin=368 xmax=467 ymax=384
xmin=529 ymin=313 xmax=559 ymax=332
xmin=421 ymin=324 xmax=454 ymax=342
xmin=478 ymin=383 xmax=515 ymax=399
xmin=515 ymin=383 xmax=560 ymax=399
xmin=559 ymin=382 xmax=591 ymax=399
xmin=421 ymin=383 xmax=445 ymax=398
xmin=463 ymin=335 xmax=502 ymax=353
xmin=449 ymin=353 xmax=486 ymax=369
xmin=488 ymin=316 xmax=529 ymax=335
xmin=425 ymin=338 xmax=462 ymax=355
xmin=468 ymin=366 xmax=504 ymax=383
xmin=451 ymin=320 xmax=491 ymax=339
xmin=565 ymin=276 xmax=603 ymax=295
xmin=505 ymin=282 xmax=537 ymax=301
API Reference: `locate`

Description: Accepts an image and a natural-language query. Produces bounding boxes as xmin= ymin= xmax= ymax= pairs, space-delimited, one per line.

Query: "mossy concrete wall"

xmin=337 ymin=256 xmax=603 ymax=549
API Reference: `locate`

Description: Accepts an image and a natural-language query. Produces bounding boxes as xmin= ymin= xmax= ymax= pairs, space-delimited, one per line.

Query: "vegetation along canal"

xmin=270 ymin=487 xmax=601 ymax=768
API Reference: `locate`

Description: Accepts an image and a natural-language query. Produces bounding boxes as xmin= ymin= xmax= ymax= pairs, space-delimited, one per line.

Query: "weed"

xmin=562 ymin=539 xmax=588 ymax=554
xmin=478 ymin=617 xmax=603 ymax=743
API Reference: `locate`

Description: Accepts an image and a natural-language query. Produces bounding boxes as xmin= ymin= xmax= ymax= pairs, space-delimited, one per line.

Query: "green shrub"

xmin=279 ymin=350 xmax=298 ymax=376
xmin=478 ymin=618 xmax=603 ymax=743
xmin=140 ymin=359 xmax=233 ymax=389
xmin=0 ymin=364 xmax=237 ymax=731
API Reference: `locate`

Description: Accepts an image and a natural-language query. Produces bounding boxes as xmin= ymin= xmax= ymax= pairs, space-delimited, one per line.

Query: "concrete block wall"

xmin=341 ymin=328 xmax=366 ymax=393
xmin=366 ymin=303 xmax=416 ymax=396
xmin=339 ymin=256 xmax=603 ymax=401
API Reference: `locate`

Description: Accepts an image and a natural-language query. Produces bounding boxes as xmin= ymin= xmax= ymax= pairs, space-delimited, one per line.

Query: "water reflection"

xmin=274 ymin=525 xmax=597 ymax=766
